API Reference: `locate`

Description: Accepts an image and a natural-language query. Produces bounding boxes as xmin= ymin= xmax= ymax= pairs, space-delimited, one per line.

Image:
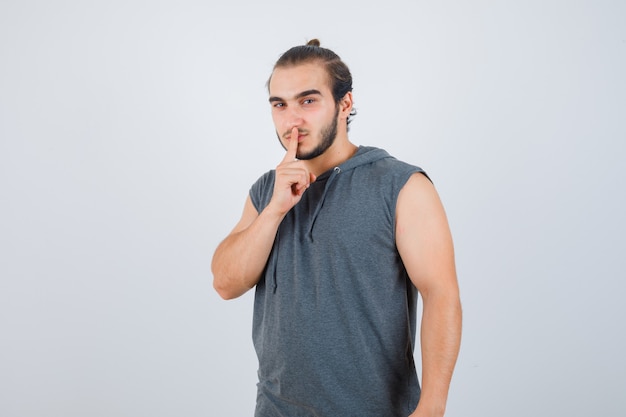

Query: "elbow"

xmin=213 ymin=278 xmax=242 ymax=300
xmin=214 ymin=287 xmax=236 ymax=301
xmin=211 ymin=266 xmax=235 ymax=300
xmin=211 ymin=266 xmax=249 ymax=300
xmin=211 ymin=255 xmax=234 ymax=300
xmin=211 ymin=254 xmax=255 ymax=300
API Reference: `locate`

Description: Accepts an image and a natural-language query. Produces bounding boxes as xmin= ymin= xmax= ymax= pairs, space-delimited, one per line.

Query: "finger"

xmin=281 ymin=126 xmax=299 ymax=163
xmin=281 ymin=169 xmax=308 ymax=195
xmin=294 ymin=172 xmax=316 ymax=196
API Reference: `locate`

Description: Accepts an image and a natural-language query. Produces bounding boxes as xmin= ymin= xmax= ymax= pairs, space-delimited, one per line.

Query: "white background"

xmin=1 ymin=1 xmax=625 ymax=416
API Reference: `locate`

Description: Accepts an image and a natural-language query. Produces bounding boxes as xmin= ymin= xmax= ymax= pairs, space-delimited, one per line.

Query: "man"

xmin=212 ymin=39 xmax=462 ymax=417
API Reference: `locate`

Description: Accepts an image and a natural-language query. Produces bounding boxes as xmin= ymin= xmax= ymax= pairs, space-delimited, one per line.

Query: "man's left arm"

xmin=396 ymin=172 xmax=462 ymax=417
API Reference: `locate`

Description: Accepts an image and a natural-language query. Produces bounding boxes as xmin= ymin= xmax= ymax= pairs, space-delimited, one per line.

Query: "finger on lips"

xmin=281 ymin=126 xmax=299 ymax=163
xmin=277 ymin=126 xmax=315 ymax=197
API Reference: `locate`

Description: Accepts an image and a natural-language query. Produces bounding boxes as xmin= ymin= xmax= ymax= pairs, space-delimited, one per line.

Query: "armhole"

xmin=392 ymin=169 xmax=429 ymax=242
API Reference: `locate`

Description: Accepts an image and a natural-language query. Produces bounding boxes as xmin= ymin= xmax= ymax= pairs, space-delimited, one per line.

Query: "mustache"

xmin=282 ymin=128 xmax=309 ymax=140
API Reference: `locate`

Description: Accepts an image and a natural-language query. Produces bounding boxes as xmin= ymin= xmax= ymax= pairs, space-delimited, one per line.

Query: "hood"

xmin=314 ymin=146 xmax=392 ymax=181
xmin=306 ymin=146 xmax=392 ymax=239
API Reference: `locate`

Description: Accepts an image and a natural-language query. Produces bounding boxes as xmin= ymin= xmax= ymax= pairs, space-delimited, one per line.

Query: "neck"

xmin=303 ymin=135 xmax=358 ymax=177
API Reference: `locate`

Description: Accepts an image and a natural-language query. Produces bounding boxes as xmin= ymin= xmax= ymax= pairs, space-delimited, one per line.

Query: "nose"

xmin=286 ymin=106 xmax=304 ymax=129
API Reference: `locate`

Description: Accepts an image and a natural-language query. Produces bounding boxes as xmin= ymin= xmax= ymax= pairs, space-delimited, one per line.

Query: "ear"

xmin=339 ymin=92 xmax=353 ymax=119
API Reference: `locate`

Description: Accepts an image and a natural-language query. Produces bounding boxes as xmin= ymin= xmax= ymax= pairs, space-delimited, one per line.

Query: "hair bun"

xmin=306 ymin=38 xmax=321 ymax=47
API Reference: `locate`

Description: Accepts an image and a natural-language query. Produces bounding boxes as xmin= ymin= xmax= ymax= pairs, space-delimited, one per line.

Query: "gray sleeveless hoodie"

xmin=249 ymin=146 xmax=426 ymax=417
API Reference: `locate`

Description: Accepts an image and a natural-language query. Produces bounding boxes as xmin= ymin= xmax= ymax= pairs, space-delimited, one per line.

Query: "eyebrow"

xmin=269 ymin=89 xmax=322 ymax=103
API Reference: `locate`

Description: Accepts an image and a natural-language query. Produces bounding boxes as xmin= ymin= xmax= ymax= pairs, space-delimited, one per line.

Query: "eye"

xmin=303 ymin=98 xmax=315 ymax=105
xmin=272 ymin=102 xmax=284 ymax=108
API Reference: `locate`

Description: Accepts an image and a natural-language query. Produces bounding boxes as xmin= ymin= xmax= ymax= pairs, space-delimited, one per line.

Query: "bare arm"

xmin=396 ymin=173 xmax=462 ymax=417
xmin=211 ymin=196 xmax=283 ymax=299
xmin=211 ymin=127 xmax=315 ymax=300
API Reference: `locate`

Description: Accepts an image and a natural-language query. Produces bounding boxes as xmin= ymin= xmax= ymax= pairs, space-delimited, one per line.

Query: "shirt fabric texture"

xmin=249 ymin=146 xmax=427 ymax=417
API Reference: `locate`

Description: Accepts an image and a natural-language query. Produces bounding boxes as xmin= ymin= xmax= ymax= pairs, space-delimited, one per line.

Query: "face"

xmin=268 ymin=63 xmax=342 ymax=160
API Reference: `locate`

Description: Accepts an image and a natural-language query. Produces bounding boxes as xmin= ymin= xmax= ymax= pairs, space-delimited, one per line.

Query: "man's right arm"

xmin=212 ymin=127 xmax=315 ymax=300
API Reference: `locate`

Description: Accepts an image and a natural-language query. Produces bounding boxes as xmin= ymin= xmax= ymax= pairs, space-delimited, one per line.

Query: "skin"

xmin=274 ymin=102 xmax=339 ymax=160
xmin=211 ymin=61 xmax=462 ymax=417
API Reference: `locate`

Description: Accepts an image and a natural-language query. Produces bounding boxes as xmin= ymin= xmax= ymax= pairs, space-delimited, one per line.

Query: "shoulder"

xmin=251 ymin=169 xmax=275 ymax=189
xmin=397 ymin=172 xmax=439 ymax=212
xmin=396 ymin=172 xmax=448 ymax=242
xmin=364 ymin=146 xmax=430 ymax=181
xmin=249 ymin=170 xmax=276 ymax=213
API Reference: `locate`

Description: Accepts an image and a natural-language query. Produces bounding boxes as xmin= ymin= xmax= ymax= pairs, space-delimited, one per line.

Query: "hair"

xmin=268 ymin=39 xmax=357 ymax=126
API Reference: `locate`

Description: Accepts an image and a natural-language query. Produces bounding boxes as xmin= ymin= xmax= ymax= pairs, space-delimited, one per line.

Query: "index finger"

xmin=281 ymin=126 xmax=299 ymax=163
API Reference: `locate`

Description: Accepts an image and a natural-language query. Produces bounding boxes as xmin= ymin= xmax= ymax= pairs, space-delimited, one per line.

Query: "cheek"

xmin=270 ymin=114 xmax=282 ymax=131
xmin=272 ymin=111 xmax=289 ymax=128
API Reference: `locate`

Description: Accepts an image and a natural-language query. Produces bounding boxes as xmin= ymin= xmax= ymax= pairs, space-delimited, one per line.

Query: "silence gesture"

xmin=269 ymin=127 xmax=316 ymax=216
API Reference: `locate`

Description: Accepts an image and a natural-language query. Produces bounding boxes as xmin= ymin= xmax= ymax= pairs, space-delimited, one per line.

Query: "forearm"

xmin=415 ymin=291 xmax=462 ymax=416
xmin=212 ymin=207 xmax=284 ymax=300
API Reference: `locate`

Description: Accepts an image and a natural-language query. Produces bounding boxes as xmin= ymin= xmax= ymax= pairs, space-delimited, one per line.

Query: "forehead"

xmin=269 ymin=62 xmax=331 ymax=97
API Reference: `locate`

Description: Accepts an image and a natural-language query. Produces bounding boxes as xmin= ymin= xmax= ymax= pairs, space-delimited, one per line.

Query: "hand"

xmin=269 ymin=127 xmax=316 ymax=216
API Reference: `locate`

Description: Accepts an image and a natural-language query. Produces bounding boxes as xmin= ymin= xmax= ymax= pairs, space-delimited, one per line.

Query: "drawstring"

xmin=271 ymin=227 xmax=281 ymax=293
xmin=272 ymin=166 xmax=342 ymax=292
xmin=307 ymin=166 xmax=341 ymax=241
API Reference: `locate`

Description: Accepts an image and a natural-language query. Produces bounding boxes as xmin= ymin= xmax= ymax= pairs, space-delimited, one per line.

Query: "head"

xmin=268 ymin=39 xmax=357 ymax=127
xmin=267 ymin=40 xmax=357 ymax=160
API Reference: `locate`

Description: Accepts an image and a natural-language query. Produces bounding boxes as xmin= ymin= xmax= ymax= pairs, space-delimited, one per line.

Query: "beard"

xmin=277 ymin=105 xmax=339 ymax=160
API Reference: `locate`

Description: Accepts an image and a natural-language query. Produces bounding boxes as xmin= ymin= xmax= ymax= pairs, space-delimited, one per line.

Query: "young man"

xmin=212 ymin=39 xmax=462 ymax=417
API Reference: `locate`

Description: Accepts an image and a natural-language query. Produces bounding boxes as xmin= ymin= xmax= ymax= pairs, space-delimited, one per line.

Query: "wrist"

xmin=412 ymin=402 xmax=446 ymax=417
xmin=260 ymin=202 xmax=289 ymax=225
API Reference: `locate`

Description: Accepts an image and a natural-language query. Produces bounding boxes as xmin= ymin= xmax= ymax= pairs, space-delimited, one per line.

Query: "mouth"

xmin=286 ymin=130 xmax=306 ymax=142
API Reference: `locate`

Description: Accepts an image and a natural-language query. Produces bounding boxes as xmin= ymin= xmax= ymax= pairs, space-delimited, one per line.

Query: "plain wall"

xmin=1 ymin=1 xmax=625 ymax=416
